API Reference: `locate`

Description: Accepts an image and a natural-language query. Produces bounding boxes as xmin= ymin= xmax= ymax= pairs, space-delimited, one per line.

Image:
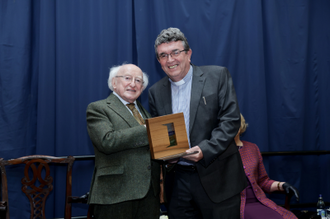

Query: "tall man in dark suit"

xmin=148 ymin=27 xmax=248 ymax=219
xmin=86 ymin=64 xmax=160 ymax=219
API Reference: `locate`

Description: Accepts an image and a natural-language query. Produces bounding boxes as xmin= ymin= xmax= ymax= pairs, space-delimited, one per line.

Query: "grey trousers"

xmin=93 ymin=184 xmax=160 ymax=219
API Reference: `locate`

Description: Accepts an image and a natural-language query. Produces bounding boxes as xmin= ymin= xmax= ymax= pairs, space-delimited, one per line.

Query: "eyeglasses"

xmin=115 ymin=75 xmax=144 ymax=85
xmin=158 ymin=49 xmax=187 ymax=60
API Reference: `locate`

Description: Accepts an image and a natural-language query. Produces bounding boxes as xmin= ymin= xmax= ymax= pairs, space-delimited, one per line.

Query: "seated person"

xmin=235 ymin=114 xmax=299 ymax=219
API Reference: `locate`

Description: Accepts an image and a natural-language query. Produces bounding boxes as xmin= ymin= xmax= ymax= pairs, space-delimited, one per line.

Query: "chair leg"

xmin=284 ymin=194 xmax=291 ymax=210
xmin=87 ymin=204 xmax=93 ymax=219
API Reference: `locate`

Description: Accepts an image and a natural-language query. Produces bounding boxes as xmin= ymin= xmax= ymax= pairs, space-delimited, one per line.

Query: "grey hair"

xmin=154 ymin=27 xmax=190 ymax=59
xmin=107 ymin=64 xmax=149 ymax=91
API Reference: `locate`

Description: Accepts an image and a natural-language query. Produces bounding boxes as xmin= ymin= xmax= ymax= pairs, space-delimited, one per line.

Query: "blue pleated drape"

xmin=1 ymin=0 xmax=329 ymax=217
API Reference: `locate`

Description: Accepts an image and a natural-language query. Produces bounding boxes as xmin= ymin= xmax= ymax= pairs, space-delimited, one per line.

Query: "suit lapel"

xmin=189 ymin=65 xmax=206 ymax=133
xmin=107 ymin=93 xmax=139 ymax=127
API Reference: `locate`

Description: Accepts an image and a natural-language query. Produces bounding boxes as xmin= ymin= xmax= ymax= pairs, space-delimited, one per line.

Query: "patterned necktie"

xmin=126 ymin=103 xmax=145 ymax=125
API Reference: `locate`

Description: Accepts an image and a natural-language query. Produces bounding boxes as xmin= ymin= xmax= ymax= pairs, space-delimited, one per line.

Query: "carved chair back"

xmin=0 ymin=155 xmax=75 ymax=219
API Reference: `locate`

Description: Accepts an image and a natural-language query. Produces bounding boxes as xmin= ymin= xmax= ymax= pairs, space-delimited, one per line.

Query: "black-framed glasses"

xmin=115 ymin=75 xmax=144 ymax=85
xmin=158 ymin=49 xmax=187 ymax=60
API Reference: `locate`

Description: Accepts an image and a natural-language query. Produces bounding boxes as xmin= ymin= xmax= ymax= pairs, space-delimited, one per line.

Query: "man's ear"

xmin=112 ymin=79 xmax=117 ymax=89
xmin=187 ymin=49 xmax=192 ymax=63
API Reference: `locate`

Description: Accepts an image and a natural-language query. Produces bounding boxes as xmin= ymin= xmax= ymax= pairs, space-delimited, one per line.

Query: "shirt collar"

xmin=169 ymin=65 xmax=193 ymax=86
xmin=113 ymin=91 xmax=137 ymax=106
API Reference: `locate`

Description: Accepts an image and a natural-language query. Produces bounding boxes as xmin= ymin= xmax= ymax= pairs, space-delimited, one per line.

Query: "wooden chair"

xmin=271 ymin=190 xmax=293 ymax=210
xmin=283 ymin=192 xmax=292 ymax=210
xmin=0 ymin=155 xmax=91 ymax=219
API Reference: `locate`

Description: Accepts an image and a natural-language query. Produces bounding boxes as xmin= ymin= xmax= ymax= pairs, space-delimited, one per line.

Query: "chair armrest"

xmin=272 ymin=190 xmax=292 ymax=210
xmin=0 ymin=201 xmax=7 ymax=211
xmin=68 ymin=192 xmax=89 ymax=204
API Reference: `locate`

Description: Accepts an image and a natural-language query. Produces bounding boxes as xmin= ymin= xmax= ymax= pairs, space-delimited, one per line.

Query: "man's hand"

xmin=183 ymin=146 xmax=203 ymax=162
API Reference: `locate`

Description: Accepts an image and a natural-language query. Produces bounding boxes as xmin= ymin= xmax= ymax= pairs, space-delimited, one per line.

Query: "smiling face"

xmin=157 ymin=41 xmax=192 ymax=82
xmin=112 ymin=64 xmax=143 ymax=103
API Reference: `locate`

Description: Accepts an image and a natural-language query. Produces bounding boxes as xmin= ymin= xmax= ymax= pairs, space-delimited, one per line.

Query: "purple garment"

xmin=244 ymin=179 xmax=283 ymax=219
xmin=239 ymin=142 xmax=297 ymax=219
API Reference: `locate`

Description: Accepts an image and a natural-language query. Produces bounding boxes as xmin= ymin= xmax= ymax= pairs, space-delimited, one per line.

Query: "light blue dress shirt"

xmin=169 ymin=65 xmax=193 ymax=165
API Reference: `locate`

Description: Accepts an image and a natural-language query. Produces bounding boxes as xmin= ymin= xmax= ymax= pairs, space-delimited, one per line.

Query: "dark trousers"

xmin=166 ymin=165 xmax=240 ymax=219
xmin=93 ymin=183 xmax=160 ymax=219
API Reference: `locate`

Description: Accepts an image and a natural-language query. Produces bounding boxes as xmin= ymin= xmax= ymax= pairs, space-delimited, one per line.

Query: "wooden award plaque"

xmin=145 ymin=113 xmax=190 ymax=160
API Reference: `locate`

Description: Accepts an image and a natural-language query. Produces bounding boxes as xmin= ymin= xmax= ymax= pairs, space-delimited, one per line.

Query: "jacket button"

xmin=147 ymin=166 xmax=151 ymax=170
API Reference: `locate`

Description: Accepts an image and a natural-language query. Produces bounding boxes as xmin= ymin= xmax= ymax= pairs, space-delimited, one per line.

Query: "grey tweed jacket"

xmin=86 ymin=93 xmax=160 ymax=205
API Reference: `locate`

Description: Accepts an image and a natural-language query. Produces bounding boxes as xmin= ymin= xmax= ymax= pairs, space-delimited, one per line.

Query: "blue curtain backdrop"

xmin=1 ymin=0 xmax=329 ymax=218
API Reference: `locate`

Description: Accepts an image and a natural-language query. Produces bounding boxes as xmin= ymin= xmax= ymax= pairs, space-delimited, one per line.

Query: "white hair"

xmin=107 ymin=64 xmax=149 ymax=91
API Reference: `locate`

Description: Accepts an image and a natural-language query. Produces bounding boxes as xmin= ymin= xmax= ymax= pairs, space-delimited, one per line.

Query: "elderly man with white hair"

xmin=86 ymin=63 xmax=160 ymax=219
